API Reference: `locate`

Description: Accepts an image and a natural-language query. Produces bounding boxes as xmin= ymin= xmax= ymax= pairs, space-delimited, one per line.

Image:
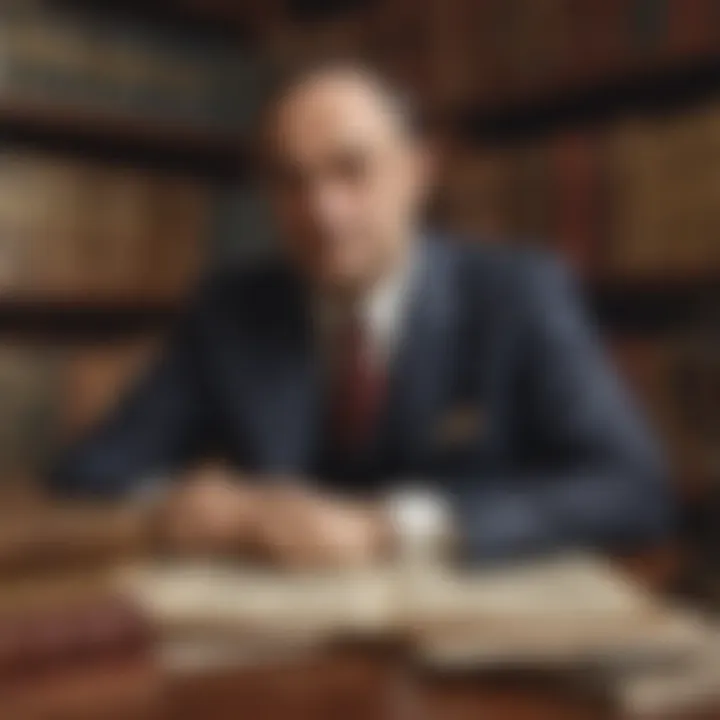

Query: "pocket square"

xmin=434 ymin=405 xmax=485 ymax=448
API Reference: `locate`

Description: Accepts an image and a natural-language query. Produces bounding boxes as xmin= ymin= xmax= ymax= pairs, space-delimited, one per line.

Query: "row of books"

xmin=264 ymin=0 xmax=720 ymax=109
xmin=0 ymin=0 xmax=263 ymax=130
xmin=0 ymin=150 xmax=209 ymax=300
xmin=437 ymin=102 xmax=720 ymax=278
xmin=0 ymin=1 xmax=716 ymax=144
xmin=424 ymin=0 xmax=720 ymax=107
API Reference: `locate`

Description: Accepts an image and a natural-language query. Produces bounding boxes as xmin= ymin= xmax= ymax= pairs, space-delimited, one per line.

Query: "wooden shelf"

xmin=0 ymin=297 xmax=179 ymax=339
xmin=68 ymin=0 xmax=256 ymax=39
xmin=110 ymin=0 xmax=355 ymax=33
xmin=0 ymin=96 xmax=247 ymax=178
xmin=588 ymin=275 xmax=720 ymax=336
xmin=0 ymin=273 xmax=716 ymax=338
xmin=457 ymin=55 xmax=720 ymax=145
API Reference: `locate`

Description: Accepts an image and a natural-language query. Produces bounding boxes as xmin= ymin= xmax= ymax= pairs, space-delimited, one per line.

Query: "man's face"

xmin=262 ymin=73 xmax=430 ymax=293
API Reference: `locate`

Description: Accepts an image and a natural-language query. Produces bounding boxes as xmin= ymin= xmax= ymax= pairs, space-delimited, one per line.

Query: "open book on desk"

xmin=415 ymin=558 xmax=703 ymax=668
xmin=115 ymin=555 xmax=706 ymax=670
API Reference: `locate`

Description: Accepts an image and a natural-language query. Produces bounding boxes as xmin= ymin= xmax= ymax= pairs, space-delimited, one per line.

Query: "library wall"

xmin=0 ymin=1 xmax=263 ymax=489
xmin=255 ymin=0 xmax=720 ymax=499
xmin=0 ymin=0 xmax=716 ymax=502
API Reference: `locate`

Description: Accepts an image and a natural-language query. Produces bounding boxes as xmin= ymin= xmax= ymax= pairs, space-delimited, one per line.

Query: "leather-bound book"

xmin=551 ymin=130 xmax=606 ymax=277
xmin=667 ymin=0 xmax=716 ymax=59
xmin=0 ymin=580 xmax=151 ymax=682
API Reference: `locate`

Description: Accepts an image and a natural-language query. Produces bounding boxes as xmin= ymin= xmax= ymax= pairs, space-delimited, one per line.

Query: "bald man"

xmin=51 ymin=63 xmax=673 ymax=566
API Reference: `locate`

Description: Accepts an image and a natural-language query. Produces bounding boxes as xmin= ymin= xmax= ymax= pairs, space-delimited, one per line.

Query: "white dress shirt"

xmin=312 ymin=255 xmax=413 ymax=376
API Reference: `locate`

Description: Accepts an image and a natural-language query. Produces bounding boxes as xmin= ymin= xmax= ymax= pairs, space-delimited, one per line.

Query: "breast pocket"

xmin=426 ymin=403 xmax=488 ymax=475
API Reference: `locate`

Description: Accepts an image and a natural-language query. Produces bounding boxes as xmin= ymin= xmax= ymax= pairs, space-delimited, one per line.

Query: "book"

xmin=0 ymin=344 xmax=60 ymax=483
xmin=607 ymin=106 xmax=720 ymax=278
xmin=439 ymin=102 xmax=720 ymax=281
xmin=440 ymin=142 xmax=531 ymax=241
xmin=667 ymin=0 xmax=718 ymax=58
xmin=629 ymin=0 xmax=672 ymax=63
xmin=366 ymin=0 xmax=435 ymax=98
xmin=551 ymin=130 xmax=606 ymax=276
xmin=117 ymin=555 xmax=706 ymax=669
xmin=417 ymin=560 xmax=703 ymax=668
xmin=428 ymin=0 xmax=498 ymax=109
xmin=0 ymin=573 xmax=150 ymax=680
xmin=0 ymin=0 xmax=257 ymax=130
xmin=0 ymin=150 xmax=209 ymax=301
xmin=148 ymin=175 xmax=210 ymax=301
xmin=616 ymin=627 xmax=720 ymax=716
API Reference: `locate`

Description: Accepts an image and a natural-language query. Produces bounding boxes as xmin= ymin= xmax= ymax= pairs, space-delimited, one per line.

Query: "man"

xmin=51 ymin=62 xmax=672 ymax=566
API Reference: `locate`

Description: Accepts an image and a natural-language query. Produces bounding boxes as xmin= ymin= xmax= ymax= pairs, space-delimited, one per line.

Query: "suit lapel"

xmin=243 ymin=240 xmax=460 ymax=480
xmin=381 ymin=239 xmax=459 ymax=474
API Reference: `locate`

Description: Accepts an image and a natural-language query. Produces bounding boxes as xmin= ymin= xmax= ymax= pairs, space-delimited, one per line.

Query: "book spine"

xmin=551 ymin=131 xmax=603 ymax=277
xmin=0 ymin=595 xmax=151 ymax=681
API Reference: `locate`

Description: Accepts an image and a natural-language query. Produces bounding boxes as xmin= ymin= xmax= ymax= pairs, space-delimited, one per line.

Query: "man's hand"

xmin=156 ymin=468 xmax=392 ymax=568
xmin=157 ymin=466 xmax=261 ymax=556
xmin=254 ymin=485 xmax=392 ymax=570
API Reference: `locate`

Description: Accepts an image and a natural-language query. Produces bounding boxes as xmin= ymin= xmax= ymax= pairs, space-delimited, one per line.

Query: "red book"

xmin=0 ymin=595 xmax=150 ymax=680
xmin=579 ymin=0 xmax=634 ymax=81
xmin=551 ymin=131 xmax=605 ymax=278
xmin=667 ymin=0 xmax=717 ymax=58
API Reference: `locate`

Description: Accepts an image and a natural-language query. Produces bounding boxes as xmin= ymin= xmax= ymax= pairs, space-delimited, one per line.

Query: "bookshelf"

xmin=0 ymin=299 xmax=178 ymax=339
xmin=67 ymin=0 xmax=258 ymax=38
xmin=0 ymin=2 xmax=714 ymax=317
xmin=589 ymin=276 xmax=720 ymax=336
xmin=456 ymin=55 xmax=720 ymax=145
xmin=0 ymin=1 xmax=715 ymax=331
xmin=0 ymin=96 xmax=247 ymax=178
xmin=0 ymin=2 xmax=250 ymax=482
xmin=0 ymin=0 xmax=714 ymax=493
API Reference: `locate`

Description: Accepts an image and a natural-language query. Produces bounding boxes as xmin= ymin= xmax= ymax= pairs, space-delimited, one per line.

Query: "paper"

xmin=116 ymin=562 xmax=398 ymax=638
xmin=116 ymin=555 xmax=706 ymax=669
xmin=414 ymin=558 xmax=705 ymax=667
xmin=616 ymin=628 xmax=720 ymax=716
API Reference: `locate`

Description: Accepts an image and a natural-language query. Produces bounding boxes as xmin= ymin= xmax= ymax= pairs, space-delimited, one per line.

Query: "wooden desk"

xmin=0 ymin=650 xmax=603 ymax=720
xmin=2 ymin=546 xmax=712 ymax=720
xmin=7 ymin=641 xmax=720 ymax=720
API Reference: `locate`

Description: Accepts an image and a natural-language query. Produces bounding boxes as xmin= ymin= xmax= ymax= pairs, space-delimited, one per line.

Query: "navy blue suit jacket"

xmin=51 ymin=238 xmax=673 ymax=560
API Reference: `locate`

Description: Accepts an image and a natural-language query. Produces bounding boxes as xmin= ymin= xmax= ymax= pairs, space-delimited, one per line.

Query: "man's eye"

xmin=334 ymin=155 xmax=368 ymax=180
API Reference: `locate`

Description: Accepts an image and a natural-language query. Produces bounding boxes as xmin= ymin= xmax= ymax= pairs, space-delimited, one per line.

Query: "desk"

xmin=7 ymin=641 xmax=720 ymax=720
xmin=3 ymin=549 xmax=713 ymax=720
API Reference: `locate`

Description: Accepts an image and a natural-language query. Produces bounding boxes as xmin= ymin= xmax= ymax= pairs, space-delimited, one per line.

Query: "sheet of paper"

xmin=116 ymin=555 xmax=706 ymax=668
xmin=414 ymin=558 xmax=705 ymax=668
xmin=116 ymin=562 xmax=399 ymax=637
xmin=615 ymin=627 xmax=720 ymax=717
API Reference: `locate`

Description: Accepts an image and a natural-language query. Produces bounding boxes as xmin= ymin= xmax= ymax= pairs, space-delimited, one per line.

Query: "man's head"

xmin=258 ymin=61 xmax=434 ymax=296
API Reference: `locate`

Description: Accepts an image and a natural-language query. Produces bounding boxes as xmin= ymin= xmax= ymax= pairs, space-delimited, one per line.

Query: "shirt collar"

xmin=312 ymin=246 xmax=417 ymax=362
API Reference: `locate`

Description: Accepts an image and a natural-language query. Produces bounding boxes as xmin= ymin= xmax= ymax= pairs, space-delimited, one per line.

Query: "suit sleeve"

xmin=448 ymin=258 xmax=675 ymax=561
xmin=49 ymin=300 xmax=213 ymax=498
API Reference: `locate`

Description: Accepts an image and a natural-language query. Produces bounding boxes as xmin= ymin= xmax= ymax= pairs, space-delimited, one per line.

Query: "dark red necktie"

xmin=331 ymin=313 xmax=386 ymax=453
